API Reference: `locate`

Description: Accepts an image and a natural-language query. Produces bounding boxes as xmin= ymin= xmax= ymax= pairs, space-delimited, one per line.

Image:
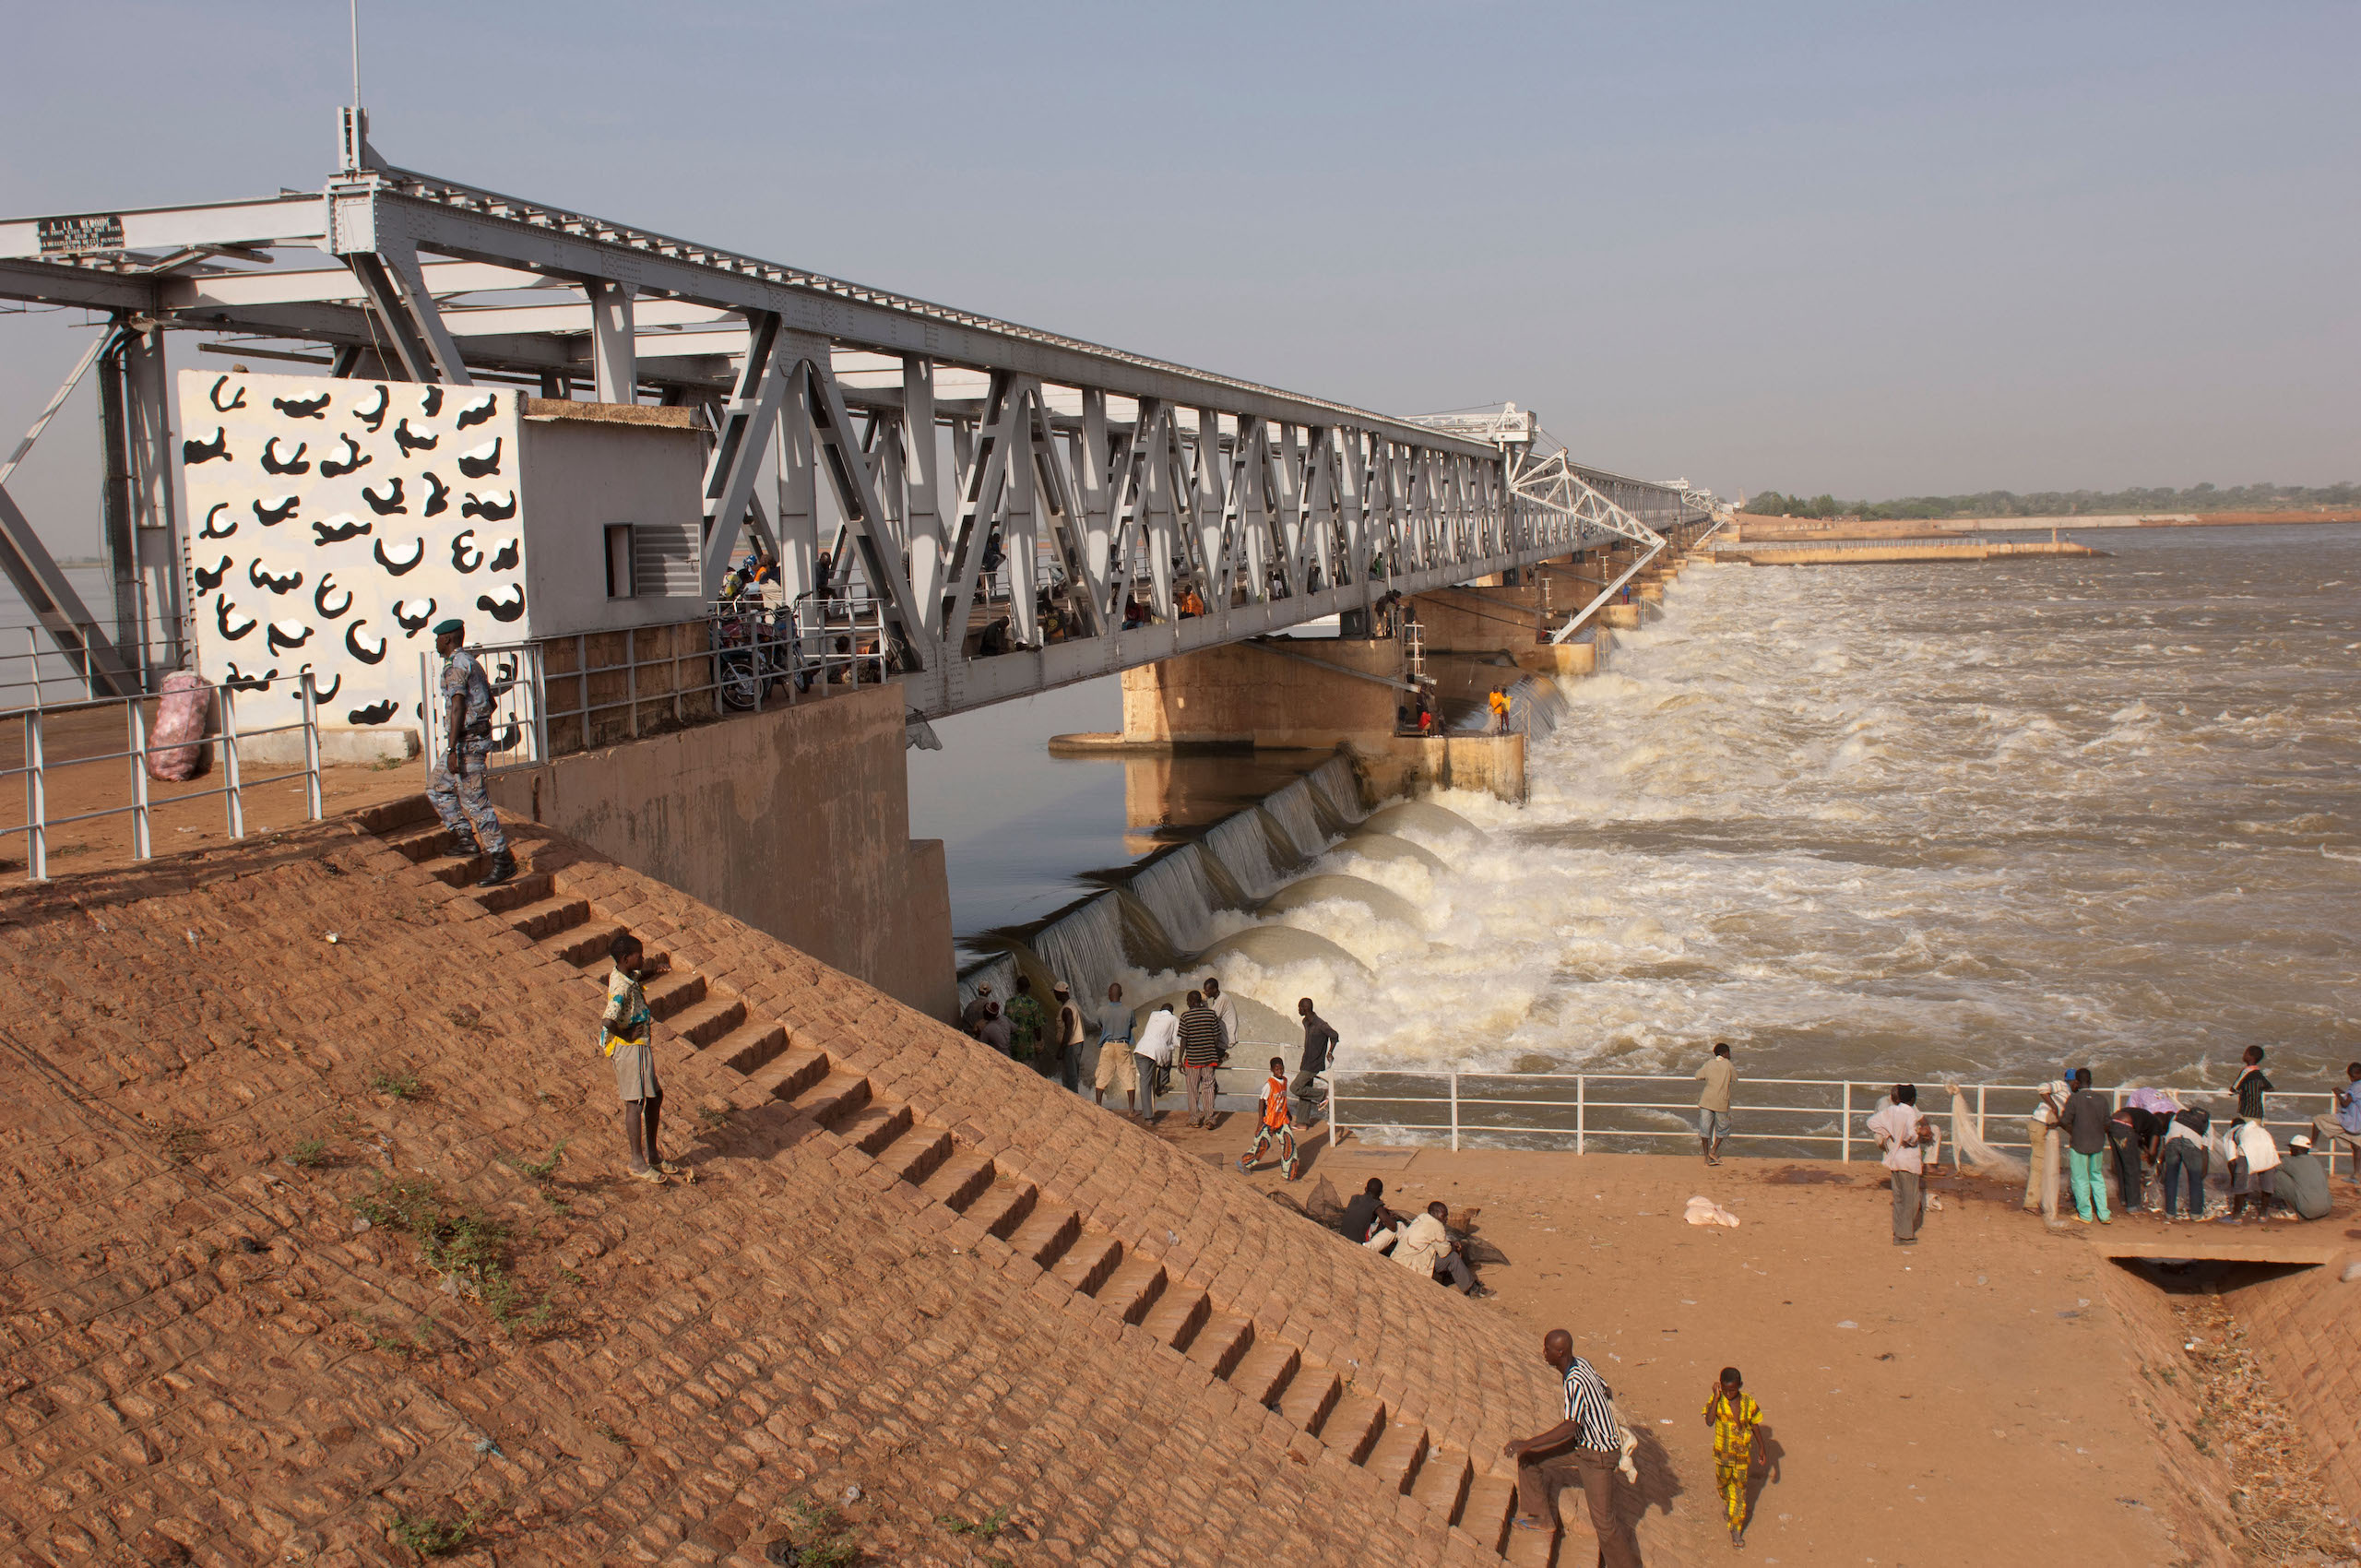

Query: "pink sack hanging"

xmin=147 ymin=671 xmax=211 ymax=781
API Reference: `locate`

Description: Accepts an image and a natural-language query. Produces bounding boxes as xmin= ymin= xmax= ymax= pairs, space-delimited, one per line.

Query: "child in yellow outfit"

xmin=1703 ymin=1366 xmax=1763 ymax=1548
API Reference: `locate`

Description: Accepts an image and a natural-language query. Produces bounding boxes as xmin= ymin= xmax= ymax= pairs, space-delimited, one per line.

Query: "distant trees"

xmin=1744 ymin=482 xmax=2356 ymax=521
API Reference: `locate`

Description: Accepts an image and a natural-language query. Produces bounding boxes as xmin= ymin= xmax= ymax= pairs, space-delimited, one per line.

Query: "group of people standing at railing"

xmin=2018 ymin=1048 xmax=2358 ymax=1227
xmin=1689 ymin=1042 xmax=2359 ymax=1241
xmin=959 ymin=969 xmax=1339 ymax=1175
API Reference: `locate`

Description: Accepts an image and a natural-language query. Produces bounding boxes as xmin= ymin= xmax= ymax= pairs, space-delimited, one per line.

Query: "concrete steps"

xmin=1230 ymin=1339 xmax=1299 ymax=1409
xmin=354 ymin=810 xmax=1535 ymax=1564
xmin=1094 ymin=1254 xmax=1166 ymax=1324
xmin=918 ymin=1150 xmax=997 ymax=1212
xmin=962 ymin=1177 xmax=1037 ymax=1241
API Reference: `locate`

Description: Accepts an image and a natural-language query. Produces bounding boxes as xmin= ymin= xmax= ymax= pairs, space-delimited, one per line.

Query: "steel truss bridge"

xmin=0 ymin=110 xmax=1720 ymax=719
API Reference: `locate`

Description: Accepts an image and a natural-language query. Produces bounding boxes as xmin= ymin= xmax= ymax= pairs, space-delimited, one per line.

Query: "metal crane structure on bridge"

xmin=0 ymin=110 xmax=1721 ymax=720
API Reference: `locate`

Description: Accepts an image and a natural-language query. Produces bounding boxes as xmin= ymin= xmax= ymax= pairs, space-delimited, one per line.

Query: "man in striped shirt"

xmin=1505 ymin=1329 xmax=1640 ymax=1566
xmin=1177 ymin=989 xmax=1228 ymax=1127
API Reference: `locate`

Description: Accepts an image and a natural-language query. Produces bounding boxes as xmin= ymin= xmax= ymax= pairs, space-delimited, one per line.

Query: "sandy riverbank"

xmin=1139 ymin=1115 xmax=2361 ymax=1566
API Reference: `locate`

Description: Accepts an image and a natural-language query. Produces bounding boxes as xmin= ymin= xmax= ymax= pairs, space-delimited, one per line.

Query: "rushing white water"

xmin=1228 ymin=526 xmax=2361 ymax=1090
xmin=1263 ymin=778 xmax=1331 ymax=862
xmin=1129 ymin=849 xmax=1217 ymax=957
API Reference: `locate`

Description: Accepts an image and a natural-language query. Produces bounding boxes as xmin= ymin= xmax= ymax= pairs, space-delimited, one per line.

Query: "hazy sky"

xmin=3 ymin=1 xmax=2354 ymax=550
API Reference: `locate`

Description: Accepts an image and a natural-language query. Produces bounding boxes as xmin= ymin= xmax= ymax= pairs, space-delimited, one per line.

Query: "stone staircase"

xmin=360 ymin=799 xmax=1570 ymax=1567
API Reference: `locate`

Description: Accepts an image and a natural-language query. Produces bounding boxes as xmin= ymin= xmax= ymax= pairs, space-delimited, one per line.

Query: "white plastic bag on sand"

xmin=1946 ymin=1085 xmax=2025 ymax=1180
xmin=147 ymin=671 xmax=210 ymax=781
xmin=1684 ymin=1195 xmax=1739 ymax=1228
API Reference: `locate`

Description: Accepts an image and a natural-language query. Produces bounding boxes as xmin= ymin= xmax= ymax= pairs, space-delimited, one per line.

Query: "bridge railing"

xmin=1324 ymin=1068 xmax=2349 ymax=1173
xmin=2 ymin=671 xmax=322 ymax=880
xmin=418 ymin=594 xmax=898 ymax=779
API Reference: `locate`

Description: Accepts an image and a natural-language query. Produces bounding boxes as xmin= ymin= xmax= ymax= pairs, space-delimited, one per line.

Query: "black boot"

xmin=478 ymin=849 xmax=517 ymax=887
xmin=443 ymin=828 xmax=481 ymax=860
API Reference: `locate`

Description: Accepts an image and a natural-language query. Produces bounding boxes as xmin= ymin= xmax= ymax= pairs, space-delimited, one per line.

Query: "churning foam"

xmin=1214 ymin=530 xmax=2361 ymax=1086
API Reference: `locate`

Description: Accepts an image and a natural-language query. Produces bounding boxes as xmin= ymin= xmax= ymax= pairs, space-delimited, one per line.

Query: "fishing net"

xmin=1945 ymin=1084 xmax=2025 ymax=1180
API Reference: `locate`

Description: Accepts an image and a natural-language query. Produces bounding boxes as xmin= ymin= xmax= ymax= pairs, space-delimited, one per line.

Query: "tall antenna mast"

xmin=338 ymin=0 xmax=375 ymax=172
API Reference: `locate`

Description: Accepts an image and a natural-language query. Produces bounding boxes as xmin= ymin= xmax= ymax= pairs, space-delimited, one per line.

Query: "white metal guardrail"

xmin=1327 ymin=1069 xmax=2348 ymax=1173
xmin=4 ymin=671 xmax=323 ymax=880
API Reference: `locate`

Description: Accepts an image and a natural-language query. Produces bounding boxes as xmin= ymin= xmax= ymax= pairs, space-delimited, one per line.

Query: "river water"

xmin=932 ymin=524 xmax=2358 ymax=1095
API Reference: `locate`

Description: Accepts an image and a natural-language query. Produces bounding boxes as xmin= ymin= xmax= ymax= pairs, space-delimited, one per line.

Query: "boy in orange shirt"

xmin=1239 ymin=1055 xmax=1300 ymax=1180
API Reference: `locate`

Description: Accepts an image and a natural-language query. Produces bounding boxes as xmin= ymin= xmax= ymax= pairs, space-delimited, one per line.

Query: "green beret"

xmin=432 ymin=618 xmax=465 ymax=636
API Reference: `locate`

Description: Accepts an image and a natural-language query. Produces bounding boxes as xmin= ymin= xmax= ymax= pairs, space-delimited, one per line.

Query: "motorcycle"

xmin=713 ymin=602 xmax=800 ymax=710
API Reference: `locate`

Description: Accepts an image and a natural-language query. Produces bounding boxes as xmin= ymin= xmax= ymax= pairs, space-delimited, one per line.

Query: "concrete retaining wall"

xmin=2233 ymin=1247 xmax=2361 ymax=1515
xmin=485 ymin=683 xmax=955 ymax=1018
xmin=1121 ymin=638 xmax=1406 ymax=747
xmin=1347 ymin=732 xmax=1525 ymax=803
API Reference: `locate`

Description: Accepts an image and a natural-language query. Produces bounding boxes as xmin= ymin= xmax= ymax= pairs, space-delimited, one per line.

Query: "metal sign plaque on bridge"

xmin=37 ymin=214 xmax=125 ymax=256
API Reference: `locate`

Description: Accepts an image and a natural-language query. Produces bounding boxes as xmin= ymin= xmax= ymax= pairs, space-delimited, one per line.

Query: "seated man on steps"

xmin=1369 ymin=1200 xmax=1481 ymax=1295
xmin=1338 ymin=1178 xmax=1392 ymax=1244
xmin=1505 ymin=1328 xmax=1642 ymax=1566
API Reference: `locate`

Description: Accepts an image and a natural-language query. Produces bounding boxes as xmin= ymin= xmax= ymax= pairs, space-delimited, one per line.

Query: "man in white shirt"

xmin=2023 ymin=1070 xmax=2070 ymax=1224
xmin=1365 ymin=1199 xmax=1477 ymax=1294
xmin=1694 ymin=1043 xmax=1738 ymax=1165
xmin=1868 ymin=1084 xmax=1933 ymax=1246
xmin=1132 ymin=1004 xmax=1178 ymax=1125
xmin=1203 ymin=975 xmax=1240 ymax=1056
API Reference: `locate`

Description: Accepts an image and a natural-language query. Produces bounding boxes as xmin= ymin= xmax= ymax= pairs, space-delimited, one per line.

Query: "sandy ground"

xmin=1133 ymin=1110 xmax=2360 ymax=1568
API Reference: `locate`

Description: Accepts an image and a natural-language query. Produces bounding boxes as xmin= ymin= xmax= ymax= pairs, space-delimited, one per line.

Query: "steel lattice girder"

xmin=1 ymin=156 xmax=1711 ymax=719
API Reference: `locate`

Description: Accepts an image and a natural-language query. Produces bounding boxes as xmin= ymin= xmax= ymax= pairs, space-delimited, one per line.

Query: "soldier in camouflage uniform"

xmin=428 ymin=618 xmax=516 ymax=886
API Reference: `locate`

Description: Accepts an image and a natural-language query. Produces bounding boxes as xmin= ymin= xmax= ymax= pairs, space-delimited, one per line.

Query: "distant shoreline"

xmin=1734 ymin=510 xmax=2360 ymax=533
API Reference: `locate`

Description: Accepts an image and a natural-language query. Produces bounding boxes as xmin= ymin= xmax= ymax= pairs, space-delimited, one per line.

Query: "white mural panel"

xmin=179 ymin=371 xmax=529 ymax=731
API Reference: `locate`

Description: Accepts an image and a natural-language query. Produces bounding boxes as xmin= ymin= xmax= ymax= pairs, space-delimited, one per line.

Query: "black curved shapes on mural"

xmin=313 ymin=574 xmax=352 ymax=619
xmin=459 ymin=490 xmax=516 ymax=522
xmin=456 ymin=393 xmax=499 ymax=430
xmin=362 ymin=478 xmax=408 ymax=515
xmin=252 ymin=495 xmax=299 ymax=527
xmin=421 ymin=470 xmax=450 ymax=517
xmin=345 ymin=620 xmax=387 ymax=664
xmin=494 ymin=658 xmax=517 ymax=684
xmin=374 ymin=537 xmax=426 ymax=576
xmin=318 ymin=433 xmax=371 ymax=478
xmin=348 ymin=698 xmax=398 ymax=726
xmin=183 ymin=428 xmax=230 ymax=465
xmin=249 ymin=561 xmax=303 ymax=596
xmin=420 ymin=386 xmax=444 ymax=419
xmin=393 ymin=599 xmax=437 ymax=636
xmin=193 ymin=555 xmax=231 ymax=596
xmin=450 ymin=530 xmax=483 ymax=574
xmin=266 ymin=621 xmax=314 ymax=656
xmin=475 ymin=584 xmax=526 ymax=624
xmin=456 ymin=437 xmax=502 ymax=479
xmin=199 ymin=503 xmax=236 ymax=540
xmin=354 ymin=386 xmax=389 ymax=432
xmin=260 ymin=436 xmax=310 ymax=475
xmin=300 ymin=670 xmax=342 ymax=704
xmin=312 ymin=515 xmax=371 ymax=546
xmin=221 ymin=663 xmax=277 ymax=693
xmin=488 ymin=537 xmax=520 ymax=572
xmin=394 ymin=418 xmax=438 ymax=455
xmin=273 ymin=392 xmax=330 ymax=420
xmin=216 ymin=597 xmax=256 ymax=641
xmin=208 ymin=375 xmax=247 ymax=412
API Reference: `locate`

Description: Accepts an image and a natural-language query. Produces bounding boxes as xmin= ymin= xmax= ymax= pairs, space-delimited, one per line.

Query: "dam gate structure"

xmin=0 ymin=106 xmax=1724 ymax=1012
